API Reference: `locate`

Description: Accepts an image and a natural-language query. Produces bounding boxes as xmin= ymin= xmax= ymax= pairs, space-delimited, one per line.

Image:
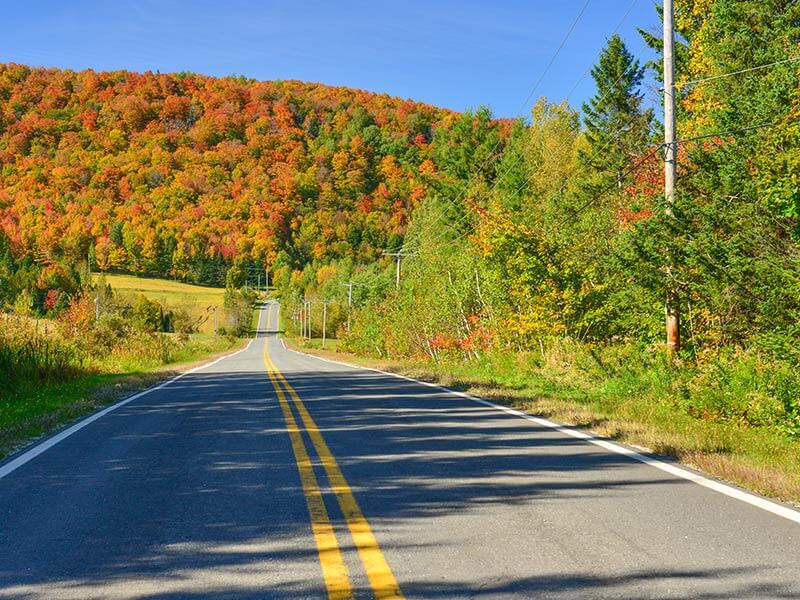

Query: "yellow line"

xmin=263 ymin=304 xmax=404 ymax=600
xmin=262 ymin=305 xmax=354 ymax=600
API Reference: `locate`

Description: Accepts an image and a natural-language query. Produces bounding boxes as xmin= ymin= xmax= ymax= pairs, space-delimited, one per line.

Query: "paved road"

xmin=1 ymin=302 xmax=799 ymax=599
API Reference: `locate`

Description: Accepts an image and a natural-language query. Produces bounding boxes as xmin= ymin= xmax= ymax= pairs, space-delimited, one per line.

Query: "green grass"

xmin=93 ymin=274 xmax=226 ymax=333
xmin=294 ymin=340 xmax=800 ymax=506
xmin=0 ymin=332 xmax=239 ymax=459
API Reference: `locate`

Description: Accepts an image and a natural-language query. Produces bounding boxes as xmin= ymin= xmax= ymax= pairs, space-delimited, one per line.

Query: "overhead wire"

xmin=677 ymin=55 xmax=800 ymax=89
xmin=401 ymin=0 xmax=595 ymax=253
xmin=676 ymin=121 xmax=776 ymax=144
xmin=411 ymin=17 xmax=800 ymax=328
xmin=416 ymin=0 xmax=643 ymax=251
xmin=421 ymin=35 xmax=800 ymax=254
xmin=421 ymin=66 xmax=653 ymax=252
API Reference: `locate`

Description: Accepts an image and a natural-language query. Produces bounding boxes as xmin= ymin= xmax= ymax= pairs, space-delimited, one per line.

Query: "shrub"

xmin=61 ymin=291 xmax=96 ymax=334
xmin=88 ymin=314 xmax=128 ymax=351
xmin=223 ymin=287 xmax=255 ymax=337
xmin=131 ymin=295 xmax=164 ymax=332
xmin=171 ymin=307 xmax=200 ymax=334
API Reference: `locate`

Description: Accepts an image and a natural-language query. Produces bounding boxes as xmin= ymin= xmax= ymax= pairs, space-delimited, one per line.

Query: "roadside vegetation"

xmin=90 ymin=274 xmax=227 ymax=334
xmin=0 ymin=269 xmax=257 ymax=458
xmin=298 ymin=342 xmax=799 ymax=503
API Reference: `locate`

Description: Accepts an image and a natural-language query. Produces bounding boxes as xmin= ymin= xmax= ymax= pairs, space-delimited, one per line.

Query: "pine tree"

xmin=581 ymin=34 xmax=652 ymax=189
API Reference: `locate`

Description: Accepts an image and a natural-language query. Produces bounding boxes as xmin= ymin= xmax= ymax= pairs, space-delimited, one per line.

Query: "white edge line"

xmin=0 ymin=336 xmax=257 ymax=480
xmin=282 ymin=339 xmax=800 ymax=526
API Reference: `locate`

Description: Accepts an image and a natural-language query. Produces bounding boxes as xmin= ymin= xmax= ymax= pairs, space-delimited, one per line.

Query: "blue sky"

xmin=0 ymin=1 xmax=662 ymax=119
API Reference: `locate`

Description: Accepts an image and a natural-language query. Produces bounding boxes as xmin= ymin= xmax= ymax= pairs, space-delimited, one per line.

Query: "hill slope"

xmin=0 ymin=64 xmax=459 ymax=285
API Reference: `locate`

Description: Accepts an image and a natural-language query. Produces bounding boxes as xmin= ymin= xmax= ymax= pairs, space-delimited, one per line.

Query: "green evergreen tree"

xmin=581 ymin=34 xmax=652 ymax=190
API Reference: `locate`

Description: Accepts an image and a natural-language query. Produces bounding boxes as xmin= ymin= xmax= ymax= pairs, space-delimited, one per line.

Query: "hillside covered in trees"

xmin=0 ymin=63 xmax=479 ymax=299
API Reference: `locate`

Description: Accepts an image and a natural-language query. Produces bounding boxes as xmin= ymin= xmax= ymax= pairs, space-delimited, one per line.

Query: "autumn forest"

xmin=0 ymin=64 xmax=458 ymax=289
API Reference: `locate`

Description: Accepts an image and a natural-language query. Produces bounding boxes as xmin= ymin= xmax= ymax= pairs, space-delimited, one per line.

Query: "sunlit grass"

xmin=92 ymin=273 xmax=226 ymax=301
xmin=93 ymin=274 xmax=226 ymax=333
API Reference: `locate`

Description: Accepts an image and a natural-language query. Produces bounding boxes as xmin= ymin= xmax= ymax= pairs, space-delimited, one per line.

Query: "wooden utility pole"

xmin=304 ymin=300 xmax=312 ymax=340
xmin=321 ymin=299 xmax=332 ymax=348
xmin=383 ymin=250 xmax=417 ymax=289
xmin=298 ymin=300 xmax=303 ymax=338
xmin=308 ymin=300 xmax=313 ymax=340
xmin=342 ymin=281 xmax=354 ymax=332
xmin=301 ymin=300 xmax=307 ymax=339
xmin=663 ymin=0 xmax=680 ymax=353
xmin=340 ymin=281 xmax=364 ymax=332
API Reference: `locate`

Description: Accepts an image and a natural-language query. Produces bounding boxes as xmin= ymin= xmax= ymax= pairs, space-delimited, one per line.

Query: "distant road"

xmin=1 ymin=302 xmax=799 ymax=599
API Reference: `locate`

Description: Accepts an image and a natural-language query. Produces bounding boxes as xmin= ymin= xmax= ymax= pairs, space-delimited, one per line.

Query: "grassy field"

xmin=288 ymin=338 xmax=800 ymax=507
xmin=93 ymin=274 xmax=226 ymax=333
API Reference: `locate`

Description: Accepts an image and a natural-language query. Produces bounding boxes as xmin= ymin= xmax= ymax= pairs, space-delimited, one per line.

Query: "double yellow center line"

xmin=262 ymin=304 xmax=404 ymax=599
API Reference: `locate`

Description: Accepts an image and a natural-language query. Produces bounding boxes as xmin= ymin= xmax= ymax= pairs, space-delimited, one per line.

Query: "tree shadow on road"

xmin=1 ymin=350 xmax=798 ymax=599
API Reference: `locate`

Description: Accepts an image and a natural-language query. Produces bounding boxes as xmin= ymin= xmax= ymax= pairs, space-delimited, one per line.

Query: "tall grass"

xmin=0 ymin=309 xmax=242 ymax=397
xmin=0 ymin=317 xmax=86 ymax=392
xmin=444 ymin=341 xmax=800 ymax=439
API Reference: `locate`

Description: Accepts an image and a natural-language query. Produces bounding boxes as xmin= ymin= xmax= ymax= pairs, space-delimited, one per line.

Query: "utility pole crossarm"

xmin=340 ymin=281 xmax=366 ymax=304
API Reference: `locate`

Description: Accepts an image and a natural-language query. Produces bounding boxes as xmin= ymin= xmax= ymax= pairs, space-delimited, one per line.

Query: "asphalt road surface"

xmin=1 ymin=301 xmax=799 ymax=599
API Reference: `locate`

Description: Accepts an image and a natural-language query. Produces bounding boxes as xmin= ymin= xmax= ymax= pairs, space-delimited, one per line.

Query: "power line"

xmin=417 ymin=138 xmax=660 ymax=261
xmin=432 ymin=114 xmax=781 ymax=253
xmin=568 ymin=118 xmax=779 ymax=221
xmin=421 ymin=92 xmax=654 ymax=253
xmin=678 ymin=55 xmax=800 ymax=89
xmin=413 ymin=11 xmax=796 ymax=268
xmin=511 ymin=0 xmax=593 ymax=119
xmin=566 ymin=143 xmax=662 ymax=219
xmin=417 ymin=0 xmax=648 ymax=253
xmin=561 ymin=0 xmax=638 ymax=102
xmin=676 ymin=121 xmax=775 ymax=144
xmin=412 ymin=0 xmax=597 ymax=253
xmin=421 ymin=54 xmax=649 ymax=252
